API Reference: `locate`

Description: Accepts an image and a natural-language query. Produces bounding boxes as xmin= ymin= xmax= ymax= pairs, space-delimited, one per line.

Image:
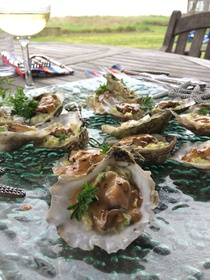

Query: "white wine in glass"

xmin=0 ymin=0 xmax=51 ymax=91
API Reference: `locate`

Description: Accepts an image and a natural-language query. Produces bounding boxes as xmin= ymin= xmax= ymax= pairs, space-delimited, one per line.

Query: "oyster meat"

xmin=34 ymin=111 xmax=89 ymax=151
xmin=171 ymin=140 xmax=210 ymax=172
xmin=29 ymin=91 xmax=65 ymax=127
xmin=101 ymin=110 xmax=172 ymax=138
xmin=47 ymin=147 xmax=158 ymax=253
xmin=171 ymin=104 xmax=210 ymax=135
xmin=53 ymin=147 xmax=105 ymax=176
xmin=152 ymin=98 xmax=195 ymax=114
xmin=111 ymin=133 xmax=177 ymax=163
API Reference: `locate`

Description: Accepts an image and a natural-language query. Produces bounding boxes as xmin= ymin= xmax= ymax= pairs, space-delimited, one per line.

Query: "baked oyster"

xmin=0 ymin=119 xmax=48 ymax=151
xmin=152 ymin=98 xmax=195 ymax=114
xmin=35 ymin=111 xmax=89 ymax=151
xmin=110 ymin=133 xmax=177 ymax=163
xmin=29 ymin=91 xmax=65 ymax=127
xmin=47 ymin=146 xmax=158 ymax=253
xmin=171 ymin=140 xmax=210 ymax=172
xmin=171 ymin=104 xmax=210 ymax=135
xmin=86 ymin=73 xmax=152 ymax=120
xmin=101 ymin=110 xmax=172 ymax=138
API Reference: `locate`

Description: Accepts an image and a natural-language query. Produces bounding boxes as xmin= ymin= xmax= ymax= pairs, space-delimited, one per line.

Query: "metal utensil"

xmin=0 ymin=185 xmax=26 ymax=198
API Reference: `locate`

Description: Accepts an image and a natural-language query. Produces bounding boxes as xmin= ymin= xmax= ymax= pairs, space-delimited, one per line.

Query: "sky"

xmin=50 ymin=0 xmax=188 ymax=17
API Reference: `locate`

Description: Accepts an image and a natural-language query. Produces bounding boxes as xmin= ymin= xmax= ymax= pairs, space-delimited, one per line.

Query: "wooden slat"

xmin=160 ymin=10 xmax=182 ymax=52
xmin=175 ymin=32 xmax=189 ymax=54
xmin=189 ymin=29 xmax=206 ymax=57
xmin=204 ymin=40 xmax=210 ymax=59
xmin=174 ymin=12 xmax=210 ymax=34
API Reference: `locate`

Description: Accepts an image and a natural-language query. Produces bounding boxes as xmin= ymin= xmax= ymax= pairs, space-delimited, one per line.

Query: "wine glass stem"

xmin=18 ymin=36 xmax=35 ymax=91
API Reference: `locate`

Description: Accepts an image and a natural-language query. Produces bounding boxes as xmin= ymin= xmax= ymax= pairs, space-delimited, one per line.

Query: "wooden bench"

xmin=160 ymin=10 xmax=210 ymax=59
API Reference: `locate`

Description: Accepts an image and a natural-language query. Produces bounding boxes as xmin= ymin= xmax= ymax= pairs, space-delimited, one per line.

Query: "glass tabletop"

xmin=0 ymin=76 xmax=210 ymax=280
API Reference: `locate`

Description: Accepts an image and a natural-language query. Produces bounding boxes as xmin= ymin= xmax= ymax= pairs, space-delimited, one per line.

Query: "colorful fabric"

xmin=1 ymin=52 xmax=74 ymax=78
xmin=85 ymin=64 xmax=123 ymax=78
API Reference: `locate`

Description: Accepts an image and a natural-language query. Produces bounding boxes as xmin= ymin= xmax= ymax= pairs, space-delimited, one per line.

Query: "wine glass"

xmin=0 ymin=0 xmax=51 ymax=92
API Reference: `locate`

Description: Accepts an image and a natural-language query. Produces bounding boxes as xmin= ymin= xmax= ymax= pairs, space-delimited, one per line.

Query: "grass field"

xmin=31 ymin=15 xmax=169 ymax=50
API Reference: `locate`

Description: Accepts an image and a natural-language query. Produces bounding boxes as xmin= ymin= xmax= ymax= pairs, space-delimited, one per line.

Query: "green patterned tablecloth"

xmin=0 ymin=77 xmax=210 ymax=280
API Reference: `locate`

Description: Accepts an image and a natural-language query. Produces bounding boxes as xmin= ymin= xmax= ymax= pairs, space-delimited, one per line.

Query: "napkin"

xmin=85 ymin=64 xmax=122 ymax=78
xmin=1 ymin=52 xmax=74 ymax=78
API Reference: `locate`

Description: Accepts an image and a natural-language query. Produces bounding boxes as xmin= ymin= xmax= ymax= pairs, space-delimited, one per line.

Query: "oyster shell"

xmin=0 ymin=119 xmax=48 ymax=151
xmin=86 ymin=73 xmax=150 ymax=120
xmin=29 ymin=91 xmax=65 ymax=127
xmin=47 ymin=147 xmax=158 ymax=253
xmin=110 ymin=133 xmax=177 ymax=164
xmin=101 ymin=110 xmax=172 ymax=138
xmin=152 ymin=98 xmax=195 ymax=114
xmin=171 ymin=104 xmax=210 ymax=135
xmin=34 ymin=111 xmax=89 ymax=151
xmin=171 ymin=140 xmax=210 ymax=172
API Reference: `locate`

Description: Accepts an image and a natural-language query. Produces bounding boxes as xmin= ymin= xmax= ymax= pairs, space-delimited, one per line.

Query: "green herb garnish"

xmin=101 ymin=142 xmax=111 ymax=154
xmin=9 ymin=88 xmax=38 ymax=120
xmin=95 ymin=84 xmax=107 ymax=95
xmin=56 ymin=131 xmax=67 ymax=142
xmin=67 ymin=182 xmax=98 ymax=221
xmin=197 ymin=108 xmax=209 ymax=115
xmin=120 ymin=78 xmax=125 ymax=85
xmin=141 ymin=95 xmax=154 ymax=111
xmin=0 ymin=127 xmax=5 ymax=132
xmin=0 ymin=77 xmax=13 ymax=104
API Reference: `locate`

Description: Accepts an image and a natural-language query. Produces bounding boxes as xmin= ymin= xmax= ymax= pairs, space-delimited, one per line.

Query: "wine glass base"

xmin=24 ymin=83 xmax=36 ymax=93
xmin=0 ymin=65 xmax=16 ymax=77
